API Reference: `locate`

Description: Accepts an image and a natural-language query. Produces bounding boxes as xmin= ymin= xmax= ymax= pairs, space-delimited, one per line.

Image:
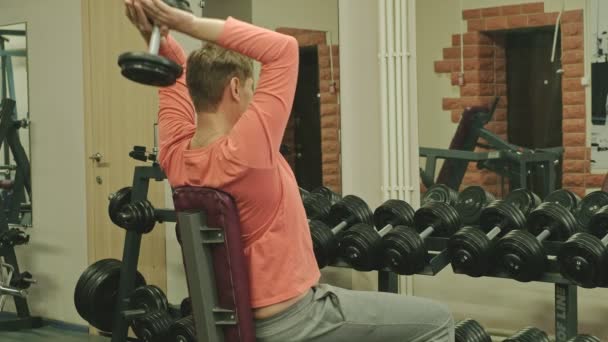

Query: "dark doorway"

xmin=506 ymin=28 xmax=563 ymax=195
xmin=292 ymin=46 xmax=323 ymax=190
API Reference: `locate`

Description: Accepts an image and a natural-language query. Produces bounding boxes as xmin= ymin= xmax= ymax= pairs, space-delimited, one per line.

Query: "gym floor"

xmin=2 ymin=326 xmax=109 ymax=342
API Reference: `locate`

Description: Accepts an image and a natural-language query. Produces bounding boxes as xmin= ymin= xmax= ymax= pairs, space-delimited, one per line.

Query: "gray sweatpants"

xmin=255 ymin=284 xmax=455 ymax=342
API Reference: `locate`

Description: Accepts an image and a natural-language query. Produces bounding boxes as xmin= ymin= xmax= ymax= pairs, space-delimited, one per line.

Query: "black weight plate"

xmin=576 ymin=190 xmax=608 ymax=229
xmin=495 ymin=230 xmax=547 ymax=282
xmin=303 ymin=193 xmax=332 ymax=220
xmin=326 ymin=195 xmax=372 ymax=227
xmin=422 ymin=184 xmax=458 ymax=206
xmin=567 ymin=335 xmax=601 ymax=342
xmin=74 ymin=259 xmax=120 ymax=322
xmin=479 ymin=200 xmax=526 ymax=234
xmin=503 ymin=326 xmax=550 ymax=342
xmin=310 ymin=220 xmax=336 ymax=268
xmin=558 ymin=233 xmax=608 ymax=289
xmin=89 ymin=261 xmax=147 ymax=332
xmin=380 ymin=226 xmax=427 ymax=275
xmin=169 ymin=315 xmax=196 ymax=342
xmin=588 ymin=204 xmax=608 ymax=239
xmin=455 ymin=186 xmax=495 ymax=225
xmin=120 ymin=200 xmax=157 ymax=233
xmin=180 ymin=297 xmax=192 ymax=317
xmin=448 ymin=227 xmax=495 ymax=278
xmin=414 ymin=201 xmax=461 ymax=237
xmin=108 ymin=187 xmax=132 ymax=227
xmin=455 ymin=318 xmax=492 ymax=342
xmin=504 ymin=188 xmax=541 ymax=216
xmin=373 ymin=199 xmax=415 ymax=229
xmin=130 ymin=285 xmax=169 ymax=314
xmin=312 ymin=186 xmax=342 ymax=205
xmin=338 ymin=223 xmax=381 ymax=271
xmin=132 ymin=311 xmax=175 ymax=342
xmin=118 ymin=52 xmax=183 ymax=87
xmin=527 ymin=202 xmax=578 ymax=241
xmin=545 ymin=189 xmax=581 ymax=213
xmin=299 ymin=187 xmax=311 ymax=202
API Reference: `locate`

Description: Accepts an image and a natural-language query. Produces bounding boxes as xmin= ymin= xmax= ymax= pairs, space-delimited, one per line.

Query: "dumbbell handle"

xmin=149 ymin=26 xmax=161 ymax=55
xmin=420 ymin=226 xmax=435 ymax=239
xmin=536 ymin=229 xmax=551 ymax=242
xmin=486 ymin=226 xmax=502 ymax=240
xmin=0 ymin=284 xmax=27 ymax=298
xmin=378 ymin=224 xmax=394 ymax=237
xmin=331 ymin=221 xmax=349 ymax=234
xmin=601 ymin=234 xmax=608 ymax=245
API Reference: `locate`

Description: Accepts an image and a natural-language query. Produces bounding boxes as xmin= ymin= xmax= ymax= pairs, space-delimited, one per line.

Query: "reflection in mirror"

xmin=0 ymin=23 xmax=31 ymax=227
xmin=416 ymin=1 xmax=594 ymax=203
xmin=253 ymin=0 xmax=341 ymax=195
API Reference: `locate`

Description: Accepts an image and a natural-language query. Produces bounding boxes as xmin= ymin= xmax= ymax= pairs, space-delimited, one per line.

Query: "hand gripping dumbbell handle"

xmin=0 ymin=284 xmax=27 ymax=298
xmin=148 ymin=26 xmax=162 ymax=55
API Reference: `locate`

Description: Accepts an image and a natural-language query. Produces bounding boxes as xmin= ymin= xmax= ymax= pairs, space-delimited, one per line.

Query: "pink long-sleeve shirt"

xmin=157 ymin=17 xmax=320 ymax=308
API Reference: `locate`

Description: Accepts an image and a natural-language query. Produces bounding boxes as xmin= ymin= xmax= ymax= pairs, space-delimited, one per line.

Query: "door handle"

xmin=89 ymin=152 xmax=103 ymax=162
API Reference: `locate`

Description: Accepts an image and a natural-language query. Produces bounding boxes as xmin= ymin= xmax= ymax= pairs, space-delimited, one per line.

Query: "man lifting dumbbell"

xmin=124 ymin=0 xmax=454 ymax=341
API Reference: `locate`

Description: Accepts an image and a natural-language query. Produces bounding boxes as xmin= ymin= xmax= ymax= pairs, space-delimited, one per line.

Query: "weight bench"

xmin=173 ymin=187 xmax=256 ymax=342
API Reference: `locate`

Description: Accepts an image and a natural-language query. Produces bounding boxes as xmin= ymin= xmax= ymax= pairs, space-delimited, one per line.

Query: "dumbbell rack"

xmin=108 ymin=163 xmax=176 ymax=342
xmin=332 ymin=237 xmax=585 ymax=342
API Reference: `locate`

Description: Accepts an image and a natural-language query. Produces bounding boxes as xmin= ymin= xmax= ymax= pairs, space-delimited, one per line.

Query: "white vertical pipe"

xmin=379 ymin=0 xmax=389 ymax=201
xmin=395 ymin=0 xmax=405 ymax=200
xmin=386 ymin=0 xmax=397 ymax=199
xmin=400 ymin=0 xmax=411 ymax=202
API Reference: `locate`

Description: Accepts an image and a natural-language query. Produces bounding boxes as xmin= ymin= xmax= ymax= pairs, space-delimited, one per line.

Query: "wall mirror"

xmin=0 ymin=23 xmax=31 ymax=227
xmin=253 ymin=0 xmax=342 ymax=195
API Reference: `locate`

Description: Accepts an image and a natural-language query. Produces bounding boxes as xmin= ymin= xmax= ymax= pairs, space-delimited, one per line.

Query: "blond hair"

xmin=186 ymin=43 xmax=254 ymax=113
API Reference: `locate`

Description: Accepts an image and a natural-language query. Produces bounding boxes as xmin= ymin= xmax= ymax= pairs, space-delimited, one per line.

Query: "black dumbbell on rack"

xmin=454 ymin=186 xmax=496 ymax=226
xmin=379 ymin=201 xmax=461 ymax=275
xmin=312 ymin=186 xmax=342 ymax=205
xmin=448 ymin=199 xmax=526 ymax=277
xmin=544 ymin=188 xmax=581 ymax=214
xmin=558 ymin=204 xmax=608 ymax=288
xmin=503 ymin=327 xmax=550 ymax=342
xmin=169 ymin=315 xmax=196 ymax=342
xmin=422 ymin=183 xmax=459 ymax=206
xmin=455 ymin=318 xmax=492 ymax=342
xmin=337 ymin=199 xmax=415 ymax=271
xmin=502 ymin=188 xmax=542 ymax=217
xmin=575 ymin=190 xmax=608 ymax=228
xmin=310 ymin=195 xmax=373 ymax=268
xmin=495 ymin=199 xmax=579 ymax=282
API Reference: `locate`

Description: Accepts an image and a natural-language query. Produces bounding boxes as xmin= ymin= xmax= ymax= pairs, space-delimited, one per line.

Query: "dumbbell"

xmin=558 ymin=204 xmax=608 ymax=288
xmin=455 ymin=319 xmax=492 ymax=342
xmin=503 ymin=327 xmax=549 ymax=342
xmin=169 ymin=315 xmax=196 ymax=342
xmin=455 ymin=186 xmax=495 ymax=226
xmin=303 ymin=193 xmax=332 ymax=221
xmin=337 ymin=200 xmax=415 ymax=271
xmin=422 ymin=183 xmax=458 ymax=206
xmin=448 ymin=200 xmax=526 ymax=277
xmin=0 ymin=228 xmax=29 ymax=248
xmin=118 ymin=0 xmax=192 ymax=86
xmin=566 ymin=335 xmax=601 ymax=342
xmin=310 ymin=195 xmax=373 ymax=268
xmin=312 ymin=186 xmax=342 ymax=205
xmin=131 ymin=311 xmax=174 ymax=342
xmin=495 ymin=201 xmax=579 ymax=282
xmin=108 ymin=187 xmax=159 ymax=234
xmin=380 ymin=201 xmax=461 ymax=275
xmin=544 ymin=188 xmax=581 ymax=214
xmin=503 ymin=188 xmax=542 ymax=217
xmin=574 ymin=190 xmax=608 ymax=229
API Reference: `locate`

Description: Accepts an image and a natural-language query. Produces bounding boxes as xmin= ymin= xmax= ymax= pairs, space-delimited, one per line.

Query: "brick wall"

xmin=276 ymin=28 xmax=342 ymax=193
xmin=433 ymin=2 xmax=600 ymax=198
